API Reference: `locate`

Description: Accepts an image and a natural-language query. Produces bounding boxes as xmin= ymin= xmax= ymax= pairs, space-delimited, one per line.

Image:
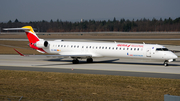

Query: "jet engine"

xmin=34 ymin=41 xmax=49 ymax=48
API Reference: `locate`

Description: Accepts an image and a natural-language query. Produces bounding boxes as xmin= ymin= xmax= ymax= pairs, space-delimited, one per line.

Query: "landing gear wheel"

xmin=72 ymin=59 xmax=79 ymax=64
xmin=87 ymin=58 xmax=93 ymax=63
xmin=164 ymin=63 xmax=168 ymax=67
xmin=163 ymin=61 xmax=168 ymax=67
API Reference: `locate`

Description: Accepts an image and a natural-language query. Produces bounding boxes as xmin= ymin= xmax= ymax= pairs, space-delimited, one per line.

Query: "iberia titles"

xmin=117 ymin=44 xmax=144 ymax=47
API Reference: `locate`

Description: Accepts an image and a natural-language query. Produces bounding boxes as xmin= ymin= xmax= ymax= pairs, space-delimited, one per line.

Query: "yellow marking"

xmin=22 ymin=26 xmax=35 ymax=34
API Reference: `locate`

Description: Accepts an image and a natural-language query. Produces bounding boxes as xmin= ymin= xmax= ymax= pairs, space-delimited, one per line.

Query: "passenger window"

xmin=112 ymin=47 xmax=114 ymax=50
xmin=127 ymin=48 xmax=129 ymax=50
xmin=86 ymin=46 xmax=88 ymax=48
xmin=71 ymin=45 xmax=73 ymax=48
xmin=109 ymin=47 xmax=111 ymax=49
xmin=61 ymin=45 xmax=63 ymax=47
xmin=96 ymin=47 xmax=98 ymax=49
xmin=134 ymin=48 xmax=136 ymax=50
xmin=58 ymin=45 xmax=60 ymax=47
xmin=99 ymin=46 xmax=101 ymax=49
xmin=74 ymin=45 xmax=76 ymax=48
xmin=137 ymin=48 xmax=139 ymax=51
xmin=89 ymin=46 xmax=91 ymax=48
xmin=116 ymin=47 xmax=118 ymax=50
xmin=77 ymin=45 xmax=79 ymax=48
xmin=102 ymin=47 xmax=104 ymax=49
xmin=105 ymin=47 xmax=107 ymax=49
xmin=123 ymin=48 xmax=125 ymax=50
xmin=82 ymin=46 xmax=84 ymax=48
xmin=64 ymin=45 xmax=66 ymax=47
xmin=131 ymin=48 xmax=133 ymax=50
xmin=119 ymin=48 xmax=121 ymax=50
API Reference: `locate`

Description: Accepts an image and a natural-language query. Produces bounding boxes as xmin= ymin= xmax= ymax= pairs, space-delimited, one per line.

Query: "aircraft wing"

xmin=14 ymin=49 xmax=92 ymax=59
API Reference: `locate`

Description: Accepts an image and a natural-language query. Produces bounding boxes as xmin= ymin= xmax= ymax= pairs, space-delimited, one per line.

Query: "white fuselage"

xmin=4 ymin=26 xmax=177 ymax=65
xmin=42 ymin=41 xmax=177 ymax=62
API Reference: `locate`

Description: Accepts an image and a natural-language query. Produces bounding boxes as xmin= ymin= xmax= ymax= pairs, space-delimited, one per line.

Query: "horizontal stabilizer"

xmin=3 ymin=28 xmax=30 ymax=31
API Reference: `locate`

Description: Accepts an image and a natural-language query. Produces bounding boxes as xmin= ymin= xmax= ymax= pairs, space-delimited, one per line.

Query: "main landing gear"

xmin=72 ymin=58 xmax=93 ymax=64
xmin=72 ymin=59 xmax=79 ymax=64
xmin=163 ymin=60 xmax=168 ymax=67
xmin=87 ymin=58 xmax=93 ymax=63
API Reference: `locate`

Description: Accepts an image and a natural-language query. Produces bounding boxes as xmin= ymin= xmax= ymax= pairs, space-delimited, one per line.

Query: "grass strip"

xmin=0 ymin=70 xmax=180 ymax=101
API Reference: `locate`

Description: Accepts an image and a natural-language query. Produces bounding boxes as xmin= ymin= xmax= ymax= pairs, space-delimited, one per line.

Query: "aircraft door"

xmin=146 ymin=48 xmax=151 ymax=57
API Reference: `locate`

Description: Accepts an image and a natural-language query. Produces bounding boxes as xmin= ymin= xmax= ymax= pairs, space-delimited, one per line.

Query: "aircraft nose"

xmin=172 ymin=53 xmax=178 ymax=59
xmin=166 ymin=52 xmax=178 ymax=59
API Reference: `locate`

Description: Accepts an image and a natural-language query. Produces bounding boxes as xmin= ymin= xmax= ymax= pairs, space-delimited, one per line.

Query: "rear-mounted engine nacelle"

xmin=34 ymin=41 xmax=49 ymax=48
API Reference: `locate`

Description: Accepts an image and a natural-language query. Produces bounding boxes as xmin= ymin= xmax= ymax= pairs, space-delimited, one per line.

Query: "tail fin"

xmin=4 ymin=26 xmax=47 ymax=53
xmin=4 ymin=26 xmax=40 ymax=43
xmin=22 ymin=26 xmax=40 ymax=43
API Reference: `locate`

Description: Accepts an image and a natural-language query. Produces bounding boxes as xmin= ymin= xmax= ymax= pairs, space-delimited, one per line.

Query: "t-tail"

xmin=22 ymin=26 xmax=40 ymax=43
xmin=3 ymin=26 xmax=47 ymax=53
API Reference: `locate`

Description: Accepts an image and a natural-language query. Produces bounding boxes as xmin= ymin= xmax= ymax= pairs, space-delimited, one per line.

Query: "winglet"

xmin=14 ymin=49 xmax=28 ymax=56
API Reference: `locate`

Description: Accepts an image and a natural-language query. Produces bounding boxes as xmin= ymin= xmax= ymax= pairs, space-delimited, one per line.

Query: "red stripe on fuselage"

xmin=38 ymin=48 xmax=47 ymax=53
xmin=29 ymin=44 xmax=47 ymax=53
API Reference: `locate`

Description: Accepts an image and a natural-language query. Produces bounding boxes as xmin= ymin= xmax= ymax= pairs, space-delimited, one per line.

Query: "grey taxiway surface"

xmin=0 ymin=55 xmax=180 ymax=79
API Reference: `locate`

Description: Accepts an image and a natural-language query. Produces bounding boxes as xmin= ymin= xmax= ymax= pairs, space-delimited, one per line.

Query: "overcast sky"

xmin=0 ymin=0 xmax=180 ymax=22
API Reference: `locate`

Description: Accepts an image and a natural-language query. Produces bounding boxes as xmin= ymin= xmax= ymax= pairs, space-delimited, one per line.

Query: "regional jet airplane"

xmin=4 ymin=26 xmax=178 ymax=66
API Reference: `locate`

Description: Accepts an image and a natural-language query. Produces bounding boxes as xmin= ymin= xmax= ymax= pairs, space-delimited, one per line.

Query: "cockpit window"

xmin=156 ymin=48 xmax=169 ymax=51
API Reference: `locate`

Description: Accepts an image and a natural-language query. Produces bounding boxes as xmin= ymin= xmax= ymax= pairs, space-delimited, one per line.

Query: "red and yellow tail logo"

xmin=22 ymin=26 xmax=40 ymax=43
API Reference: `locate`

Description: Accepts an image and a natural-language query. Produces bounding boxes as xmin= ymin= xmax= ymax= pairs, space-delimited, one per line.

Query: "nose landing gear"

xmin=163 ymin=60 xmax=168 ymax=67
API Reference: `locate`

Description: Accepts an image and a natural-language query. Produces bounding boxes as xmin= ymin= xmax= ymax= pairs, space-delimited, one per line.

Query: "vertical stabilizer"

xmin=4 ymin=26 xmax=40 ymax=44
xmin=4 ymin=26 xmax=46 ymax=53
xmin=22 ymin=26 xmax=40 ymax=43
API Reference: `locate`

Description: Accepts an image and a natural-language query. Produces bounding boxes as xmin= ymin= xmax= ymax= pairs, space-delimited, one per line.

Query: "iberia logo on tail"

xmin=22 ymin=26 xmax=40 ymax=43
xmin=3 ymin=26 xmax=46 ymax=53
xmin=22 ymin=26 xmax=46 ymax=53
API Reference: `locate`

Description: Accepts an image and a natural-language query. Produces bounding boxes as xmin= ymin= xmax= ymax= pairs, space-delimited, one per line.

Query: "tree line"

xmin=1 ymin=17 xmax=180 ymax=32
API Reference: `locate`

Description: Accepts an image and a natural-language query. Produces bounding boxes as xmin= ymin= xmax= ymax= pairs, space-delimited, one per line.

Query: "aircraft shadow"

xmin=35 ymin=59 xmax=119 ymax=66
xmin=34 ymin=58 xmax=180 ymax=67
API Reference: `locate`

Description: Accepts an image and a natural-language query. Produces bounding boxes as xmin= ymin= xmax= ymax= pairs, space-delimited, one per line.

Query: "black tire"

xmin=87 ymin=58 xmax=93 ymax=63
xmin=72 ymin=60 xmax=79 ymax=64
xmin=164 ymin=63 xmax=168 ymax=67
